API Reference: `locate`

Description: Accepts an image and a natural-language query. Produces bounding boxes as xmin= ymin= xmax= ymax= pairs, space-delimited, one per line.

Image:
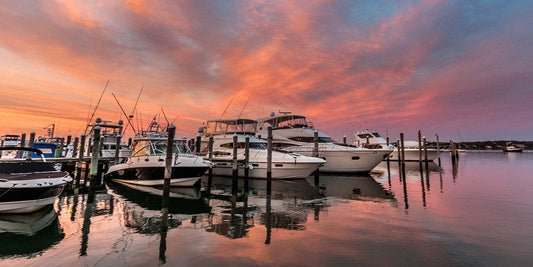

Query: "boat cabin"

xmin=130 ymin=137 xmax=192 ymax=157
xmin=203 ymin=119 xmax=257 ymax=137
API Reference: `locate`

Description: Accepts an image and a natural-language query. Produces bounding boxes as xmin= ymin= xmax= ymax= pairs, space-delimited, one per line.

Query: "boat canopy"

xmin=204 ymin=119 xmax=257 ymax=136
xmin=257 ymin=114 xmax=310 ymax=130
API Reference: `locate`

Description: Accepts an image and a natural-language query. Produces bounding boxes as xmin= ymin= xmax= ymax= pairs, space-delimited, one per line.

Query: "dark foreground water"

xmin=1 ymin=152 xmax=532 ymax=266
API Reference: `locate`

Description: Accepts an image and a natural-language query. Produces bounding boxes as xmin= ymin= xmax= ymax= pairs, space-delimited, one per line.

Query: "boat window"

xmin=352 ymin=156 xmax=360 ymax=160
xmin=288 ymin=136 xmax=334 ymax=143
xmin=220 ymin=142 xmax=266 ymax=149
xmin=132 ymin=141 xmax=151 ymax=157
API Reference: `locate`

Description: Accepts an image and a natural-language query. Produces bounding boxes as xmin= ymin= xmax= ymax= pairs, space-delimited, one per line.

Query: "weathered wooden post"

xmin=267 ymin=124 xmax=272 ymax=195
xmin=163 ymin=124 xmax=175 ymax=197
xmin=343 ymin=135 xmax=346 ymax=144
xmin=436 ymin=134 xmax=441 ymax=167
xmin=244 ymin=135 xmax=250 ymax=193
xmin=397 ymin=138 xmax=402 ymax=180
xmin=73 ymin=137 xmax=79 ymax=158
xmin=195 ymin=134 xmax=201 ymax=155
xmin=17 ymin=133 xmax=26 ymax=158
xmin=76 ymin=134 xmax=86 ymax=187
xmin=423 ymin=136 xmax=428 ymax=162
xmin=400 ymin=133 xmax=406 ymax=179
xmin=159 ymin=124 xmax=174 ymax=264
xmin=89 ymin=127 xmax=101 ymax=189
xmin=418 ymin=130 xmax=422 ymax=162
xmin=207 ymin=135 xmax=214 ymax=195
xmin=128 ymin=137 xmax=132 ymax=147
xmin=28 ymin=132 xmax=35 ymax=159
xmin=114 ymin=134 xmax=121 ymax=164
xmin=232 ymin=133 xmax=238 ymax=195
xmin=313 ymin=129 xmax=319 ymax=186
xmin=57 ymin=137 xmax=65 ymax=157
xmin=65 ymin=135 xmax=72 ymax=157
xmin=87 ymin=137 xmax=93 ymax=157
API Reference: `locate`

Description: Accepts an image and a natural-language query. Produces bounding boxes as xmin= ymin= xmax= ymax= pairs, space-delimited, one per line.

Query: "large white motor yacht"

xmin=200 ymin=119 xmax=325 ymax=179
xmin=256 ymin=113 xmax=392 ymax=173
xmin=106 ymin=120 xmax=211 ymax=187
xmin=354 ymin=130 xmax=439 ymax=161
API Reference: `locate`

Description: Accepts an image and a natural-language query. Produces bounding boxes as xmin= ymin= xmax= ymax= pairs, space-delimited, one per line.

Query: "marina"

xmin=0 ymin=150 xmax=531 ymax=265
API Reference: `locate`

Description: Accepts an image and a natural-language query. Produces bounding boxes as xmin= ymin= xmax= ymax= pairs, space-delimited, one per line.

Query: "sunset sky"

xmin=1 ymin=0 xmax=532 ymax=142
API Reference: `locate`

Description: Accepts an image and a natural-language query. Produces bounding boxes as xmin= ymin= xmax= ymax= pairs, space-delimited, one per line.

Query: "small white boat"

xmin=105 ymin=119 xmax=211 ymax=187
xmin=200 ymin=119 xmax=325 ymax=179
xmin=354 ymin=130 xmax=440 ymax=162
xmin=503 ymin=144 xmax=522 ymax=153
xmin=0 ymin=147 xmax=73 ymax=213
xmin=256 ymin=113 xmax=392 ymax=173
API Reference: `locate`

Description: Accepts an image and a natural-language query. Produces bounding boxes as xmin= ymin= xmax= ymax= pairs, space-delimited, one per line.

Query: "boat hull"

xmin=284 ymin=148 xmax=391 ymax=173
xmin=112 ymin=177 xmax=201 ymax=187
xmin=0 ymin=176 xmax=70 ymax=213
xmin=106 ymin=165 xmax=208 ymax=186
xmin=211 ymin=161 xmax=321 ymax=179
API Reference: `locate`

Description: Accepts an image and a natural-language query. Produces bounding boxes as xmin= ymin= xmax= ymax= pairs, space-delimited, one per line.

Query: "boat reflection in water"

xmin=307 ymin=174 xmax=396 ymax=203
xmin=205 ymin=177 xmax=322 ymax=238
xmin=0 ymin=205 xmax=64 ymax=258
xmin=106 ymin=180 xmax=212 ymax=234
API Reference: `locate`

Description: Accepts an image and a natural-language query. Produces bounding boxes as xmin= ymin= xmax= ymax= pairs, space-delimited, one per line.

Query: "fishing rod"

xmin=219 ymin=87 xmax=242 ymax=119
xmin=84 ymin=80 xmax=110 ymax=134
xmin=111 ymin=93 xmax=137 ymax=134
xmin=122 ymin=86 xmax=143 ymax=136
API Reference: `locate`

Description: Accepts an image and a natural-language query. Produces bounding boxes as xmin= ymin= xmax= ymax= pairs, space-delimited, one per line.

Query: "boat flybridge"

xmin=256 ymin=112 xmax=393 ymax=173
xmin=85 ymin=118 xmax=130 ymax=158
xmin=199 ymin=118 xmax=325 ymax=179
xmin=354 ymin=130 xmax=439 ymax=161
xmin=105 ymin=119 xmax=211 ymax=187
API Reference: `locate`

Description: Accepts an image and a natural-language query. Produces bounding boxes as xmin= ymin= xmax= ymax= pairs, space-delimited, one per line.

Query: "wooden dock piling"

xmin=196 ymin=134 xmax=201 ymax=155
xmin=207 ymin=135 xmax=213 ymax=194
xmin=114 ymin=135 xmax=121 ymax=164
xmin=313 ymin=129 xmax=319 ymax=186
xmin=436 ymin=134 xmax=441 ymax=167
xmin=232 ymin=133 xmax=238 ymax=195
xmin=418 ymin=130 xmax=422 ymax=162
xmin=89 ymin=127 xmax=101 ymax=190
xmin=244 ymin=135 xmax=250 ymax=193
xmin=267 ymin=124 xmax=272 ymax=195
xmin=17 ymin=133 xmax=26 ymax=158
xmin=28 ymin=132 xmax=36 ymax=159
xmin=73 ymin=137 xmax=79 ymax=158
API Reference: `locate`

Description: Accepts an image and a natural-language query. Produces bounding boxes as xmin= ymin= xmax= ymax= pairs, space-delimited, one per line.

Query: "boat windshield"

xmin=132 ymin=140 xmax=191 ymax=156
xmin=220 ymin=142 xmax=267 ymax=149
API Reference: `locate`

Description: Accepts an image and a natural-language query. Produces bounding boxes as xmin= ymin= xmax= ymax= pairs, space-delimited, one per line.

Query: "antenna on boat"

xmin=84 ymin=80 xmax=110 ymax=134
xmin=111 ymin=93 xmax=137 ymax=134
xmin=219 ymin=87 xmax=242 ymax=119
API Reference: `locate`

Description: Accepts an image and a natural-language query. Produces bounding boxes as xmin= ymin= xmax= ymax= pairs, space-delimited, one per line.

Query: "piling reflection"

xmin=0 ymin=205 xmax=64 ymax=258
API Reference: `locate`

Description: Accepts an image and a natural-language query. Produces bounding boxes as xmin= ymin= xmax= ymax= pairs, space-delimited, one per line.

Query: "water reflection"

xmin=0 ymin=205 xmax=64 ymax=258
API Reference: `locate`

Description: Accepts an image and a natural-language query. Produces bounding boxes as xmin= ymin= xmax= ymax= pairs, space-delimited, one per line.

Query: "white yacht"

xmin=354 ymin=130 xmax=439 ymax=161
xmin=105 ymin=120 xmax=211 ymax=187
xmin=256 ymin=113 xmax=392 ymax=173
xmin=200 ymin=119 xmax=325 ymax=179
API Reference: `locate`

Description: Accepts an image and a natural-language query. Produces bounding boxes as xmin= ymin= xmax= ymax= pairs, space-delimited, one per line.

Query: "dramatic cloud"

xmin=0 ymin=0 xmax=531 ymax=141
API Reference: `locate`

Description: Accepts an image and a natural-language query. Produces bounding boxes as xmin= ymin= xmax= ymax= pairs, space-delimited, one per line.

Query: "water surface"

xmin=1 ymin=151 xmax=532 ymax=266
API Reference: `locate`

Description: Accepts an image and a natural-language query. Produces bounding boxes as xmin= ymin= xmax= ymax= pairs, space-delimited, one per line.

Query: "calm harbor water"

xmin=1 ymin=151 xmax=532 ymax=266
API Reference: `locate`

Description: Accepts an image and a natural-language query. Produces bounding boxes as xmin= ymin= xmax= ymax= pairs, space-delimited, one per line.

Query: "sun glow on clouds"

xmin=0 ymin=0 xmax=532 ymax=141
